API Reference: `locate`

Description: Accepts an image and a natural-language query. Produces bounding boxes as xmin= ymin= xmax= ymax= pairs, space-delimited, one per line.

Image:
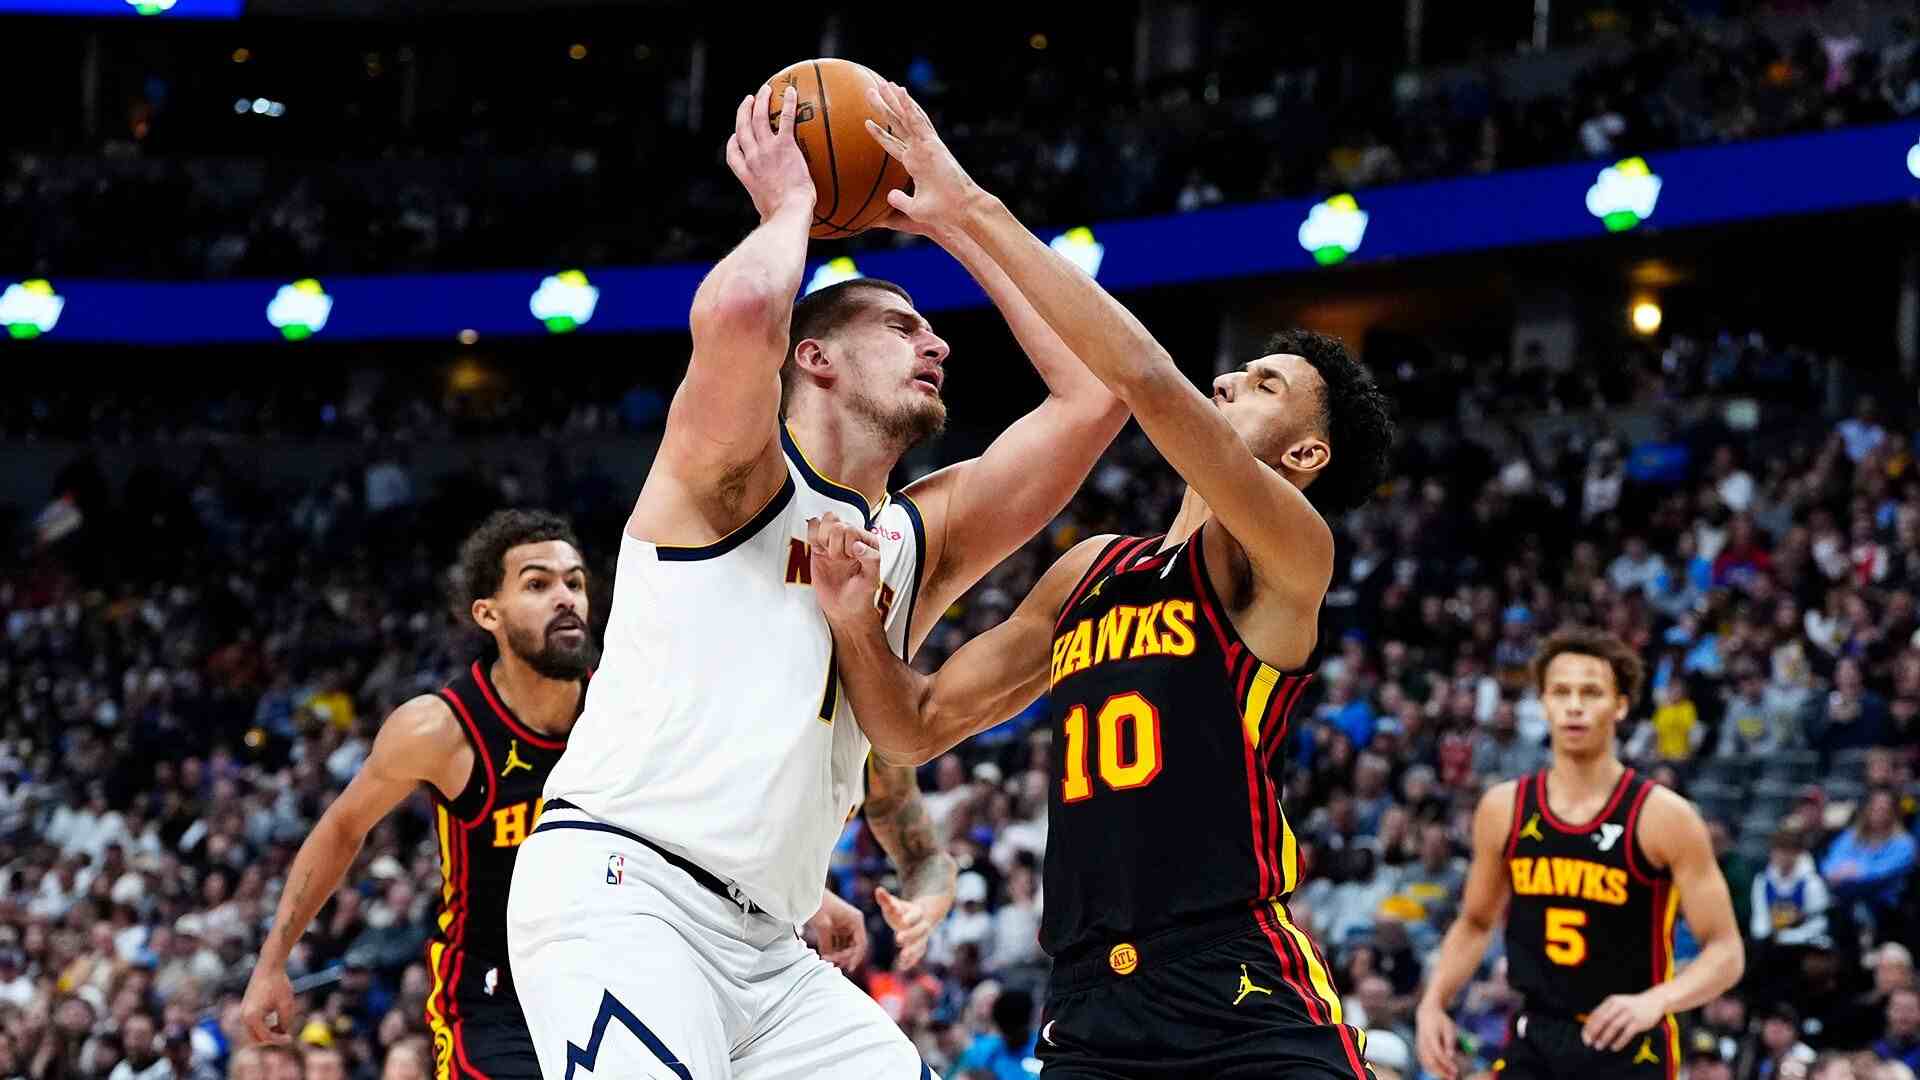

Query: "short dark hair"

xmin=1530 ymin=626 xmax=1646 ymax=705
xmin=1264 ymin=329 xmax=1394 ymax=514
xmin=782 ymin=279 xmax=914 ymax=411
xmin=454 ymin=510 xmax=581 ymax=616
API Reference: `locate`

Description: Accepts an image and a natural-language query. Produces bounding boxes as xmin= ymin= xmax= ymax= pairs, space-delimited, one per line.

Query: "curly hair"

xmin=1530 ymin=625 xmax=1647 ymax=706
xmin=453 ymin=509 xmax=581 ymax=616
xmin=1264 ymin=329 xmax=1395 ymax=514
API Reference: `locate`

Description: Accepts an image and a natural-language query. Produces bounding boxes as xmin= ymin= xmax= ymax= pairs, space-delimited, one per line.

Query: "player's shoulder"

xmin=380 ymin=693 xmax=465 ymax=748
xmin=1635 ymin=779 xmax=1707 ymax=833
xmin=1043 ymin=534 xmax=1128 ymax=588
xmin=1471 ymin=779 xmax=1522 ymax=842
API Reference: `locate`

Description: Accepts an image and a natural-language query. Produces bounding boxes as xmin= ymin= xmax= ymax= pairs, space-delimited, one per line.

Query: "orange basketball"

xmin=763 ymin=58 xmax=910 ymax=239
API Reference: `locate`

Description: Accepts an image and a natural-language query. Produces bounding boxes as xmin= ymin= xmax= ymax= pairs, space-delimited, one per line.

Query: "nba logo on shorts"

xmin=606 ymin=853 xmax=625 ymax=884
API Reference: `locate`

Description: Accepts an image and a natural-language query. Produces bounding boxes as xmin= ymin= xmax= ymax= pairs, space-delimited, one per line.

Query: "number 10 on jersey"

xmin=1061 ymin=692 xmax=1164 ymax=802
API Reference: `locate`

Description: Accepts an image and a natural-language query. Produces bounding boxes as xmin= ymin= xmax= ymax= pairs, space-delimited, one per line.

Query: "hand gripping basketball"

xmin=807 ymin=513 xmax=883 ymax=627
xmin=724 ymin=83 xmax=816 ymax=224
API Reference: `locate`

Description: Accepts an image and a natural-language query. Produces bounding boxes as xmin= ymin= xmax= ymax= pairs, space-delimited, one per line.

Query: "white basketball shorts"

xmin=506 ymin=805 xmax=935 ymax=1080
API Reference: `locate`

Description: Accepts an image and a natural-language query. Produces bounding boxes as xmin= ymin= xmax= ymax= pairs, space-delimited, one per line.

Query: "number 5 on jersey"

xmin=1062 ymin=692 xmax=1164 ymax=801
xmin=1545 ymin=906 xmax=1588 ymax=966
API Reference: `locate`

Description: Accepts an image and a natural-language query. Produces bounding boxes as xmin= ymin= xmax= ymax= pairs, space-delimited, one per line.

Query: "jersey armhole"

xmin=1053 ymin=535 xmax=1147 ymax=631
xmin=1504 ymin=776 xmax=1531 ymax=860
xmin=894 ymin=491 xmax=928 ymax=663
xmin=437 ymin=688 xmax=497 ymax=827
xmin=1623 ymin=779 xmax=1664 ymax=885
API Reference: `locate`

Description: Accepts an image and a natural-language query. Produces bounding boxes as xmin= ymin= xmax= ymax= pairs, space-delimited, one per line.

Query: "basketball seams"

xmin=810 ymin=61 xmax=844 ymax=227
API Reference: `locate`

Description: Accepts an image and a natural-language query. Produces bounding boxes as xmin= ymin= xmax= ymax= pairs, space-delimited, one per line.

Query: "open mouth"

xmin=548 ymin=619 xmax=585 ymax=638
xmin=912 ymin=370 xmax=943 ymax=393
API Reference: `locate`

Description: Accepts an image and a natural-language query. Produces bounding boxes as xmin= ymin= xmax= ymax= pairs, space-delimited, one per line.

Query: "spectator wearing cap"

xmin=1821 ymin=789 xmax=1916 ymax=934
xmin=1362 ymin=1026 xmax=1411 ymax=1080
xmin=929 ymin=872 xmax=994 ymax=970
xmin=1686 ymin=1025 xmax=1734 ymax=1080
xmin=1878 ymin=989 xmax=1920 ymax=1073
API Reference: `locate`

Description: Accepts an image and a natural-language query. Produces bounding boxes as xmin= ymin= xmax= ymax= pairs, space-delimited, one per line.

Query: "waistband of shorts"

xmin=533 ymin=798 xmax=766 ymax=916
xmin=1048 ymin=906 xmax=1262 ymax=993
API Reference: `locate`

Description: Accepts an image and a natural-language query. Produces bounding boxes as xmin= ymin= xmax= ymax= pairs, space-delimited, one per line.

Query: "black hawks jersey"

xmin=1503 ymin=768 xmax=1679 ymax=1024
xmin=427 ymin=659 xmax=581 ymax=1002
xmin=1041 ymin=531 xmax=1320 ymax=959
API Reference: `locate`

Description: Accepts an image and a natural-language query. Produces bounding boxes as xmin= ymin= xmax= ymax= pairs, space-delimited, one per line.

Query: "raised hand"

xmin=725 ymin=83 xmax=816 ymax=223
xmin=861 ymin=81 xmax=984 ymax=232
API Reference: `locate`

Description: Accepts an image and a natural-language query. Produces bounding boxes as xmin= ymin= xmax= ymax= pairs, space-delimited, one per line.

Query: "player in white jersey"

xmin=507 ymin=83 xmax=1127 ymax=1079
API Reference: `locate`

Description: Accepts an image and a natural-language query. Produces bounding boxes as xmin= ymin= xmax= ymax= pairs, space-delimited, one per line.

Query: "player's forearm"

xmin=958 ymin=192 xmax=1180 ymax=403
xmin=689 ymin=201 xmax=811 ymax=346
xmin=935 ymin=226 xmax=1125 ymax=418
xmin=1418 ymin=917 xmax=1497 ymax=1011
xmin=257 ymin=815 xmax=364 ymax=968
xmin=1649 ymin=932 xmax=1744 ymax=1015
xmin=865 ymin=773 xmax=958 ymax=903
xmin=826 ymin=608 xmax=944 ymax=766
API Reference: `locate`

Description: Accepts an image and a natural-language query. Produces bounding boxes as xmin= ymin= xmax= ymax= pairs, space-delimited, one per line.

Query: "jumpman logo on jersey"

xmin=1519 ymin=813 xmax=1544 ymax=842
xmin=1593 ymin=823 xmax=1626 ymax=852
xmin=1233 ymin=964 xmax=1272 ymax=1005
xmin=501 ymin=739 xmax=533 ymax=777
xmin=1633 ymin=1037 xmax=1660 ymax=1065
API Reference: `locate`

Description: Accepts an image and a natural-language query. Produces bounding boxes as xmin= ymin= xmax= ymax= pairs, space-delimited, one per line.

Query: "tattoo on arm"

xmin=280 ymin=868 xmax=313 ymax=948
xmin=866 ymin=763 xmax=958 ymax=901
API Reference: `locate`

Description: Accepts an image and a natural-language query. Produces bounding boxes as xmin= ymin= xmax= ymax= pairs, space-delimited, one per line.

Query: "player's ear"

xmin=793 ymin=338 xmax=836 ymax=388
xmin=470 ymin=597 xmax=499 ymax=634
xmin=1280 ymin=436 xmax=1330 ymax=477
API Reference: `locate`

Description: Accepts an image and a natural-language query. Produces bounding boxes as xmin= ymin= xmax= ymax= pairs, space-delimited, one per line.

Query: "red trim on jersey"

xmin=1622 ymin=778 xmax=1661 ymax=885
xmin=444 ymin=824 xmax=493 ymax=1080
xmin=1262 ymin=755 xmax=1284 ymax=895
xmin=1663 ymin=1016 xmax=1680 ymax=1080
xmin=1261 ymin=674 xmax=1311 ymax=767
xmin=1504 ymin=776 xmax=1530 ymax=860
xmin=439 ymin=689 xmax=501 ymax=827
xmin=472 ymin=660 xmax=569 ymax=750
xmin=1650 ymin=879 xmax=1670 ymax=985
xmin=1055 ymin=537 xmax=1150 ymax=631
xmin=1233 ymin=654 xmax=1254 ymax=703
xmin=1333 ymin=1024 xmax=1368 ymax=1080
xmin=1537 ymin=767 xmax=1635 ymax=834
xmin=1242 ymin=722 xmax=1276 ymax=898
xmin=1187 ymin=532 xmax=1238 ymax=663
xmin=1251 ymin=903 xmax=1326 ymax=1024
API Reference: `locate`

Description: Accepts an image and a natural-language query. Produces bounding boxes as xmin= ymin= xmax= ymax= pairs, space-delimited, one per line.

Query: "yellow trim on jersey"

xmin=435 ymin=806 xmax=455 ymax=933
xmin=425 ymin=941 xmax=454 ymax=1080
xmin=1240 ymin=664 xmax=1280 ymax=746
xmin=1271 ymin=901 xmax=1343 ymax=1023
xmin=1280 ymin=812 xmax=1300 ymax=894
xmin=784 ymin=422 xmax=883 ymax=515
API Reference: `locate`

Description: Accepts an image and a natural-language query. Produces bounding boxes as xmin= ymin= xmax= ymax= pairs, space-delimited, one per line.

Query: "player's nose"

xmin=921 ymin=334 xmax=949 ymax=365
xmin=1211 ymin=373 xmax=1237 ymax=402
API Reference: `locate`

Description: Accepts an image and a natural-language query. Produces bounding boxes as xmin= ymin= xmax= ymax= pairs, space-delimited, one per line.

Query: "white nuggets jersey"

xmin=543 ymin=426 xmax=925 ymax=925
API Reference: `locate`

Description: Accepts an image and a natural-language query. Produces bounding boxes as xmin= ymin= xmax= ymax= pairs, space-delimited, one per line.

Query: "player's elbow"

xmin=690 ymin=272 xmax=789 ymax=351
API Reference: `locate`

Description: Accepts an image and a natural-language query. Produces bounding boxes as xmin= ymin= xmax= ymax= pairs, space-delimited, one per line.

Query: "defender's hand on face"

xmin=861 ymin=81 xmax=982 ymax=231
xmin=807 ymin=513 xmax=883 ymax=626
xmin=725 ymin=83 xmax=816 ymax=223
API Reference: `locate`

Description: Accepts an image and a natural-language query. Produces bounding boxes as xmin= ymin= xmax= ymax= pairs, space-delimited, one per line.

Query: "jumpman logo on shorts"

xmin=1233 ymin=964 xmax=1272 ymax=1005
xmin=502 ymin=739 xmax=533 ymax=776
xmin=1633 ymin=1037 xmax=1660 ymax=1065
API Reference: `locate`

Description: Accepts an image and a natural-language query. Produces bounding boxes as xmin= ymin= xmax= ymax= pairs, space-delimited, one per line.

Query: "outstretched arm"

xmin=241 ymin=696 xmax=469 ymax=1044
xmin=887 ymin=215 xmax=1127 ymax=641
xmin=1582 ymin=789 xmax=1744 ymax=1052
xmin=1416 ymin=782 xmax=1517 ymax=1080
xmin=864 ymin=758 xmax=958 ymax=969
xmin=864 ymin=82 xmax=1330 ymax=614
xmin=633 ymin=84 xmax=814 ymax=541
xmin=809 ymin=517 xmax=1106 ymax=766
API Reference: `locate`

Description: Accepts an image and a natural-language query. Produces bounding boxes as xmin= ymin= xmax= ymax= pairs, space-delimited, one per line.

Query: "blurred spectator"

xmin=1821 ymin=789 xmax=1916 ymax=934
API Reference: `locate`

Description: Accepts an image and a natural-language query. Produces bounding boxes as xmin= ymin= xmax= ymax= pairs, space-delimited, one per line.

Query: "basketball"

xmin=763 ymin=58 xmax=910 ymax=239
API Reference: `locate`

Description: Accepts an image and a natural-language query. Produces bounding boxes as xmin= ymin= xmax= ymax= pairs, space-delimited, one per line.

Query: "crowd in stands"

xmin=4 ymin=3 xmax=1917 ymax=278
xmin=0 ymin=324 xmax=1917 ymax=1079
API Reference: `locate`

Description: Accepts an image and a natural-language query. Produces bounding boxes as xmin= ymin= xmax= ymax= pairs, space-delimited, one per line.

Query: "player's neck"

xmin=1164 ymin=487 xmax=1212 ymax=548
xmin=784 ymin=410 xmax=894 ymax=510
xmin=488 ymin=655 xmax=582 ymax=738
xmin=1546 ymin=751 xmax=1626 ymax=796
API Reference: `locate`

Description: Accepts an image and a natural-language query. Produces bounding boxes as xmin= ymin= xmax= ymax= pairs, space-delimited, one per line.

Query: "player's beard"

xmin=847 ymin=384 xmax=946 ymax=451
xmin=505 ymin=615 xmax=595 ymax=680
